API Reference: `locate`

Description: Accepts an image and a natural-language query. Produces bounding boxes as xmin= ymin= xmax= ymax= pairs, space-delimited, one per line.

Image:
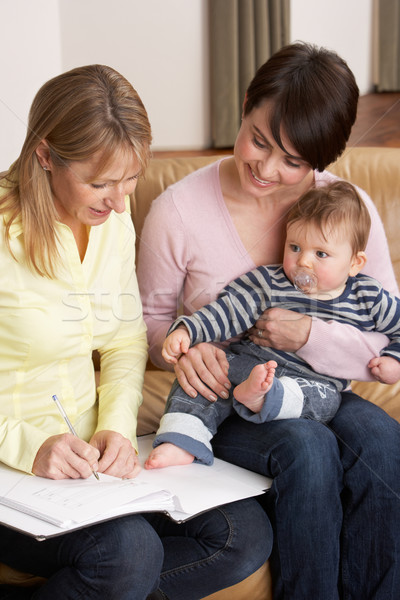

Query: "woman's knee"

xmin=183 ymin=497 xmax=272 ymax=571
xmin=217 ymin=498 xmax=273 ymax=577
xmin=268 ymin=419 xmax=341 ymax=485
xmin=332 ymin=392 xmax=400 ymax=479
xmin=76 ymin=516 xmax=164 ymax=591
xmin=213 ymin=416 xmax=342 ymax=485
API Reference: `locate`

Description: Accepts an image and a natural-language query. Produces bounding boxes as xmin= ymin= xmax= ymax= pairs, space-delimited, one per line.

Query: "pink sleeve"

xmin=298 ymin=184 xmax=399 ymax=380
xmin=300 ymin=323 xmax=389 ymax=381
xmin=137 ymin=189 xmax=187 ymax=370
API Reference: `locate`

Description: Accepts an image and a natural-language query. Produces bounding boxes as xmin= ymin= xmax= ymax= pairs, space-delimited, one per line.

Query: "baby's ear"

xmin=349 ymin=251 xmax=367 ymax=276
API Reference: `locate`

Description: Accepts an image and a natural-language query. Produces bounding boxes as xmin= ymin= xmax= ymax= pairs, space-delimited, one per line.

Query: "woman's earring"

xmin=42 ymin=166 xmax=49 ymax=171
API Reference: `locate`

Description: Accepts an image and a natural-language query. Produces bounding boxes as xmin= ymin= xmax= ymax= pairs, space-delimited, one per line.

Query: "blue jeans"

xmin=146 ymin=497 xmax=272 ymax=600
xmin=0 ymin=515 xmax=163 ymax=599
xmin=0 ymin=499 xmax=272 ymax=600
xmin=155 ymin=341 xmax=341 ymax=465
xmin=212 ymin=391 xmax=400 ymax=600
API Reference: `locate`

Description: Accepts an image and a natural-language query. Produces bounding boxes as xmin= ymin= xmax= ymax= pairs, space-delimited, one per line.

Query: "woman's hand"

xmin=90 ymin=430 xmax=141 ymax=479
xmin=248 ymin=307 xmax=312 ymax=352
xmin=32 ymin=433 xmax=100 ymax=480
xmin=174 ymin=342 xmax=231 ymax=402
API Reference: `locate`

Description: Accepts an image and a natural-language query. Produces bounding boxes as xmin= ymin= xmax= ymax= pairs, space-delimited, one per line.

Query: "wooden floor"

xmin=153 ymin=93 xmax=400 ymax=157
xmin=347 ymin=92 xmax=400 ymax=148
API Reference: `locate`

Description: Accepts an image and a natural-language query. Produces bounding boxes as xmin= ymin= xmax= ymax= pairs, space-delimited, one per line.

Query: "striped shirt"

xmin=171 ymin=265 xmax=400 ymax=387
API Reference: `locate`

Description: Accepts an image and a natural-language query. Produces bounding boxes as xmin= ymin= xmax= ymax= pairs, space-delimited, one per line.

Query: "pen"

xmin=52 ymin=394 xmax=100 ymax=480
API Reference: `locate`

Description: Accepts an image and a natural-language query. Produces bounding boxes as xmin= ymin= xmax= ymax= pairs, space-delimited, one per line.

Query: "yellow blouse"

xmin=0 ymin=202 xmax=148 ymax=473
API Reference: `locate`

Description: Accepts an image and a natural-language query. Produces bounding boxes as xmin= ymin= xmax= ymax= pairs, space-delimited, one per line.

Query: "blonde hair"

xmin=0 ymin=64 xmax=152 ymax=277
xmin=286 ymin=181 xmax=371 ymax=255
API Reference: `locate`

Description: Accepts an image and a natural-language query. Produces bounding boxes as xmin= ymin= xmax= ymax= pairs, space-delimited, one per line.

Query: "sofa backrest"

xmin=328 ymin=147 xmax=400 ymax=279
xmin=132 ymin=147 xmax=400 ymax=285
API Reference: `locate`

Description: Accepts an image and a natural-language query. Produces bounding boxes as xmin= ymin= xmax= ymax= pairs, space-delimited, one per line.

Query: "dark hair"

xmin=244 ymin=42 xmax=359 ymax=171
xmin=286 ymin=181 xmax=371 ymax=254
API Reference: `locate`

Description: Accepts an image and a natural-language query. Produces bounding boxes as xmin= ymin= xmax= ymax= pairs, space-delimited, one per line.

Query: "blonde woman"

xmin=0 ymin=65 xmax=271 ymax=600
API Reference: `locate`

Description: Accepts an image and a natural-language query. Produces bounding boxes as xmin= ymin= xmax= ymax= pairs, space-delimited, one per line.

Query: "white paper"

xmin=0 ymin=435 xmax=270 ymax=539
xmin=0 ymin=472 xmax=175 ymax=526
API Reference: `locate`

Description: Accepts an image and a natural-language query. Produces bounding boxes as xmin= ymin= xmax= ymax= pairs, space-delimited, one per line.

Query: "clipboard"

xmin=0 ymin=435 xmax=271 ymax=540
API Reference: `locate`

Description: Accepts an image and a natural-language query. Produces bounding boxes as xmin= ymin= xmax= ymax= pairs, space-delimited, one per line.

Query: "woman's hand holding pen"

xmin=32 ymin=430 xmax=140 ymax=480
xmin=90 ymin=430 xmax=141 ymax=479
xmin=32 ymin=433 xmax=100 ymax=480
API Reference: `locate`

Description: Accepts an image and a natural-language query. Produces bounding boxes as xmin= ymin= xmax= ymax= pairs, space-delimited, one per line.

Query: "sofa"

xmin=1 ymin=146 xmax=400 ymax=598
xmin=133 ymin=146 xmax=400 ymax=600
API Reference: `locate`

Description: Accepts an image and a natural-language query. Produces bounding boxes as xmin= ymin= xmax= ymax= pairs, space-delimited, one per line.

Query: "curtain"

xmin=209 ymin=0 xmax=290 ymax=148
xmin=375 ymin=0 xmax=400 ymax=91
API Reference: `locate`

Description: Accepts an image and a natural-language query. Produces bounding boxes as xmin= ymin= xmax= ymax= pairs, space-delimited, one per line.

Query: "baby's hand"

xmin=368 ymin=355 xmax=400 ymax=384
xmin=162 ymin=327 xmax=190 ymax=364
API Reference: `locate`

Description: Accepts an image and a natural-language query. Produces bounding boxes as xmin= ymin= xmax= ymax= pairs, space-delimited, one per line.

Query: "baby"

xmin=146 ymin=181 xmax=400 ymax=469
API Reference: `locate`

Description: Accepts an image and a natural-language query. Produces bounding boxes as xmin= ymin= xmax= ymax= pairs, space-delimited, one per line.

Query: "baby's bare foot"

xmin=233 ymin=361 xmax=277 ymax=413
xmin=144 ymin=442 xmax=195 ymax=470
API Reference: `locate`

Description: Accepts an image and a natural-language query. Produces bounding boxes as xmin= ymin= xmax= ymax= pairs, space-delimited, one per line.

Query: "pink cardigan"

xmin=137 ymin=159 xmax=398 ymax=381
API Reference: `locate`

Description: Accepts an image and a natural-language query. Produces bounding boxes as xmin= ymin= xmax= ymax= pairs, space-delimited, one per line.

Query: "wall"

xmin=0 ymin=0 xmax=374 ymax=169
xmin=58 ymin=0 xmax=209 ymax=151
xmin=290 ymin=0 xmax=374 ymax=97
xmin=0 ymin=0 xmax=62 ymax=170
xmin=0 ymin=0 xmax=208 ymax=168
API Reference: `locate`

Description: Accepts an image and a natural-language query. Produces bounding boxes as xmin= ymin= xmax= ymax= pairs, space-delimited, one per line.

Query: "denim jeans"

xmin=212 ymin=390 xmax=400 ymax=600
xmin=146 ymin=497 xmax=272 ymax=600
xmin=155 ymin=342 xmax=341 ymax=466
xmin=0 ymin=498 xmax=272 ymax=600
xmin=0 ymin=515 xmax=163 ymax=599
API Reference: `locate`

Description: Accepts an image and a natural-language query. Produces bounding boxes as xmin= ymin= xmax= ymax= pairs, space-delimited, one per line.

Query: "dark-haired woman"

xmin=138 ymin=43 xmax=400 ymax=599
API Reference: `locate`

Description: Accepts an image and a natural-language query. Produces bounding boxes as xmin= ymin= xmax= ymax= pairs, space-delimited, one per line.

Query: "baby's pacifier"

xmin=293 ymin=269 xmax=318 ymax=294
